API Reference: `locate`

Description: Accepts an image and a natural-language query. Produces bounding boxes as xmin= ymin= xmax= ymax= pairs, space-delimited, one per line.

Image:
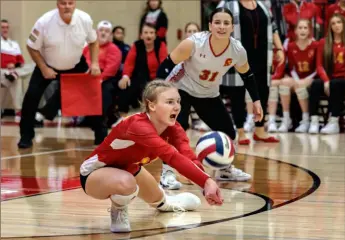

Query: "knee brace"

xmin=295 ymin=87 xmax=309 ymax=100
xmin=279 ymin=85 xmax=291 ymax=96
xmin=110 ymin=185 xmax=139 ymax=207
xmin=268 ymin=86 xmax=279 ymax=102
xmin=245 ymin=90 xmax=253 ymax=103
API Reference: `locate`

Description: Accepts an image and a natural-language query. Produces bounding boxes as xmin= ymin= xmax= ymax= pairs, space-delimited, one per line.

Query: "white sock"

xmin=283 ymin=112 xmax=290 ymax=119
xmin=268 ymin=115 xmax=276 ymax=122
xmin=302 ymin=112 xmax=309 ymax=121
xmin=311 ymin=115 xmax=319 ymax=123
xmin=329 ymin=116 xmax=339 ymax=123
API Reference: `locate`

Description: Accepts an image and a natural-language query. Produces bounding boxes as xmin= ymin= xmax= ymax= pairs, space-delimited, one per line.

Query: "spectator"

xmin=18 ymin=0 xmax=102 ymax=148
xmin=278 ymin=19 xmax=318 ymax=133
xmin=219 ymin=0 xmax=283 ymax=143
xmin=309 ymin=13 xmax=345 ymax=134
xmin=325 ymin=0 xmax=345 ymax=30
xmin=82 ymin=20 xmax=122 ymax=130
xmin=1 ymin=19 xmax=32 ymax=122
xmin=116 ymin=22 xmax=167 ymax=118
xmin=283 ymin=0 xmax=323 ymax=45
xmin=139 ymin=0 xmax=168 ymax=43
xmin=112 ymin=26 xmax=130 ymax=69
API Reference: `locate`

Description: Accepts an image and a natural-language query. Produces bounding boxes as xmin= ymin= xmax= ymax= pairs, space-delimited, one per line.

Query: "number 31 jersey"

xmin=167 ymin=31 xmax=247 ymax=98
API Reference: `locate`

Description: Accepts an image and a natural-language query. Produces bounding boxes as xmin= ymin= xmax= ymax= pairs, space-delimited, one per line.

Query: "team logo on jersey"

xmin=224 ymin=58 xmax=232 ymax=66
xmin=200 ymin=53 xmax=206 ymax=58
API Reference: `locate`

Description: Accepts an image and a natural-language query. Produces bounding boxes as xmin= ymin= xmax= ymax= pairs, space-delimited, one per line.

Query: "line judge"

xmin=18 ymin=0 xmax=102 ymax=148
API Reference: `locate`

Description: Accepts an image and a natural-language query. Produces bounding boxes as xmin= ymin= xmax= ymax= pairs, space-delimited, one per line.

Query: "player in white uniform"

xmin=156 ymin=7 xmax=263 ymax=188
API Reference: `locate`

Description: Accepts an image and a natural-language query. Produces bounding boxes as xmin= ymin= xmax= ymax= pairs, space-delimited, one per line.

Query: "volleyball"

xmin=195 ymin=131 xmax=235 ymax=170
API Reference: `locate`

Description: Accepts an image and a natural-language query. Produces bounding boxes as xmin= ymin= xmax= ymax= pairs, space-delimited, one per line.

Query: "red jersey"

xmin=123 ymin=42 xmax=168 ymax=80
xmin=80 ymin=113 xmax=210 ymax=188
xmin=325 ymin=3 xmax=345 ymax=31
xmin=1 ymin=36 xmax=25 ymax=68
xmin=83 ymin=42 xmax=122 ymax=80
xmin=283 ymin=1 xmax=323 ymax=41
xmin=317 ymin=38 xmax=345 ymax=82
xmin=271 ymin=50 xmax=285 ymax=80
xmin=286 ymin=40 xmax=318 ymax=79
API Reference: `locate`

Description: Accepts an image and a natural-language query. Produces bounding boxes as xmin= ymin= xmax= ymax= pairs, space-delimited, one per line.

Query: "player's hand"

xmin=324 ymin=81 xmax=330 ymax=96
xmin=89 ymin=63 xmax=101 ymax=76
xmin=118 ymin=76 xmax=131 ymax=90
xmin=42 ymin=66 xmax=57 ymax=79
xmin=276 ymin=49 xmax=285 ymax=65
xmin=7 ymin=63 xmax=15 ymax=69
xmin=253 ymin=100 xmax=263 ymax=122
xmin=203 ymin=178 xmax=223 ymax=206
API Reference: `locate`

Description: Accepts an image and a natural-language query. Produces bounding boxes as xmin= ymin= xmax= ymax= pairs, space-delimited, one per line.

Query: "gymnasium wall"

xmin=1 ymin=0 xmax=201 ymax=61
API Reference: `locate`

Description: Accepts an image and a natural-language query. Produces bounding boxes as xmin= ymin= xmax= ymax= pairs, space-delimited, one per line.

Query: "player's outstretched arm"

xmin=156 ymin=39 xmax=194 ymax=79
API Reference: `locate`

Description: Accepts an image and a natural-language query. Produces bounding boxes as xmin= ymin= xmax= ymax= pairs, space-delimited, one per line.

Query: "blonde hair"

xmin=141 ymin=80 xmax=176 ymax=112
xmin=324 ymin=13 xmax=345 ymax=77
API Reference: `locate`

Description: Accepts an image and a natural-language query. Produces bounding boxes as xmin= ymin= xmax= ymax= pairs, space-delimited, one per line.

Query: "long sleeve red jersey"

xmin=283 ymin=1 xmax=323 ymax=41
xmin=80 ymin=113 xmax=210 ymax=188
xmin=83 ymin=42 xmax=122 ymax=80
xmin=316 ymin=38 xmax=345 ymax=82
xmin=271 ymin=50 xmax=286 ymax=80
xmin=286 ymin=40 xmax=318 ymax=79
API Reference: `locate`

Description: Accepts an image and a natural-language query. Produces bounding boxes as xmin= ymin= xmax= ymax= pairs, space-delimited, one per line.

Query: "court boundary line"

xmin=0 ymin=155 xmax=322 ymax=239
xmin=1 ymin=148 xmax=93 ymax=160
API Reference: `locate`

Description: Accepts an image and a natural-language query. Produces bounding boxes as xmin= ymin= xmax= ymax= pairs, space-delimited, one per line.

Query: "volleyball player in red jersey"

xmin=309 ymin=13 xmax=345 ymax=134
xmin=79 ymin=80 xmax=223 ymax=233
xmin=278 ymin=19 xmax=318 ymax=133
xmin=325 ymin=0 xmax=345 ymax=31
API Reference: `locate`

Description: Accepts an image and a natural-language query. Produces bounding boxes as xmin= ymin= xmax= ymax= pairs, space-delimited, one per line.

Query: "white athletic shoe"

xmin=216 ymin=165 xmax=251 ymax=181
xmin=320 ymin=118 xmax=340 ymax=134
xmin=193 ymin=121 xmax=211 ymax=132
xmin=109 ymin=206 xmax=131 ymax=233
xmin=244 ymin=118 xmax=255 ymax=132
xmin=160 ymin=169 xmax=182 ymax=190
xmin=295 ymin=120 xmax=309 ymax=133
xmin=267 ymin=121 xmax=278 ymax=133
xmin=308 ymin=116 xmax=320 ymax=134
xmin=278 ymin=118 xmax=292 ymax=133
xmin=158 ymin=192 xmax=201 ymax=212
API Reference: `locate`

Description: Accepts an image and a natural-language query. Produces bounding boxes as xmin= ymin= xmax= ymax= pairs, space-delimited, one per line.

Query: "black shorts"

xmin=79 ymin=166 xmax=142 ymax=193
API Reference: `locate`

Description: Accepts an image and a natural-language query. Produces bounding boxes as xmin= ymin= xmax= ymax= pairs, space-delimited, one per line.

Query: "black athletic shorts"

xmin=79 ymin=166 xmax=142 ymax=193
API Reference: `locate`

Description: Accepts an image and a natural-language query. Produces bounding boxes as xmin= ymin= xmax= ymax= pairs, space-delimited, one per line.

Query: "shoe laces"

xmin=108 ymin=207 xmax=129 ymax=225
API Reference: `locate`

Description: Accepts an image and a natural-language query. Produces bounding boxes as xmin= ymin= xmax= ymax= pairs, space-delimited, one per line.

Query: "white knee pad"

xmin=110 ymin=185 xmax=139 ymax=206
xmin=268 ymin=86 xmax=279 ymax=102
xmin=279 ymin=85 xmax=291 ymax=96
xmin=245 ymin=90 xmax=252 ymax=103
xmin=295 ymin=87 xmax=309 ymax=100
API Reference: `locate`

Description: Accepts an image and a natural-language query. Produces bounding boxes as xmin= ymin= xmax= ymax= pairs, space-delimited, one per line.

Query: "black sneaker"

xmin=17 ymin=138 xmax=33 ymax=149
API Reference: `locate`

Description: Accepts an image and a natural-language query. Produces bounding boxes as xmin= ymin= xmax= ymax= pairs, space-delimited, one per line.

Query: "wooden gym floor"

xmin=1 ymin=120 xmax=344 ymax=240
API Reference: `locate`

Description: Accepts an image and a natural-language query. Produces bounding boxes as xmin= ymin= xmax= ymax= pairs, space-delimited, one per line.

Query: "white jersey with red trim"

xmin=166 ymin=31 xmax=247 ymax=98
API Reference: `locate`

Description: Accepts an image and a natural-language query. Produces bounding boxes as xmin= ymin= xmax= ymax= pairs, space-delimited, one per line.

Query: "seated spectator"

xmin=283 ymin=0 xmax=323 ymax=46
xmin=140 ymin=0 xmax=168 ymax=43
xmin=1 ymin=19 xmax=33 ymax=122
xmin=112 ymin=26 xmax=130 ymax=70
xmin=309 ymin=13 xmax=345 ymax=134
xmin=325 ymin=0 xmax=345 ymax=30
xmin=116 ymin=22 xmax=167 ymax=119
xmin=278 ymin=19 xmax=318 ymax=133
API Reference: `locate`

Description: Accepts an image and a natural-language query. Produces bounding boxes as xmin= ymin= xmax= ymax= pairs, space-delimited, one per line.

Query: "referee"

xmin=18 ymin=0 xmax=103 ymax=148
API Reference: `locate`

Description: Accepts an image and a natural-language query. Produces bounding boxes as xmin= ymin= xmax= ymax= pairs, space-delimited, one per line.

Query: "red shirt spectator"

xmin=123 ymin=41 xmax=167 ymax=80
xmin=83 ymin=42 xmax=122 ymax=81
xmin=283 ymin=0 xmax=323 ymax=41
xmin=317 ymin=38 xmax=345 ymax=82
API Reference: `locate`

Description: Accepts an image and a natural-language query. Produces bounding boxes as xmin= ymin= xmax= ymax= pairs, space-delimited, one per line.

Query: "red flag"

xmin=60 ymin=73 xmax=102 ymax=117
